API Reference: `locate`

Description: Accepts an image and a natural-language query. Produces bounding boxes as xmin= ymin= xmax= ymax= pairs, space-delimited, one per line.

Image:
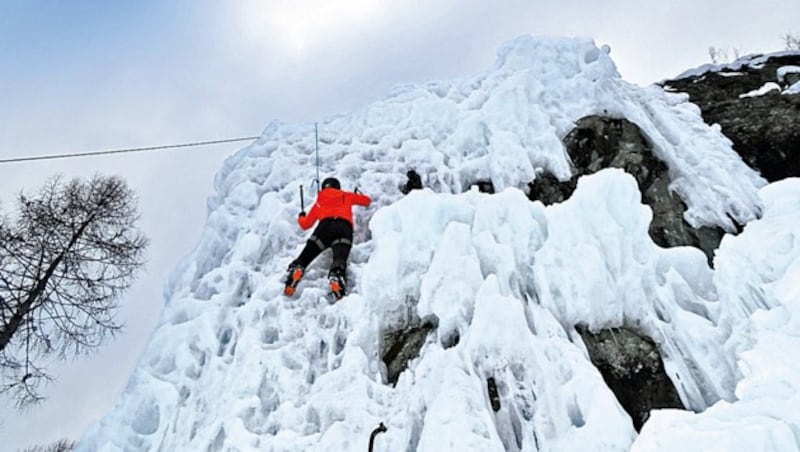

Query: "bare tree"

xmin=18 ymin=438 xmax=75 ymax=452
xmin=708 ymin=45 xmax=744 ymax=64
xmin=783 ymin=33 xmax=800 ymax=50
xmin=0 ymin=175 xmax=148 ymax=407
xmin=708 ymin=46 xmax=730 ymax=64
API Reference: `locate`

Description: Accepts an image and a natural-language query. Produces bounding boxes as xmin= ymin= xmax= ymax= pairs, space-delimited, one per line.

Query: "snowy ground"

xmin=76 ymin=37 xmax=800 ymax=451
xmin=674 ymin=50 xmax=800 ymax=97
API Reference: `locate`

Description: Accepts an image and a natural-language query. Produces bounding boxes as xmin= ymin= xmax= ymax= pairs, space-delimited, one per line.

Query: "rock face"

xmin=577 ymin=325 xmax=684 ymax=432
xmin=529 ymin=116 xmax=724 ymax=263
xmin=381 ymin=318 xmax=436 ymax=386
xmin=663 ymin=53 xmax=800 ymax=182
xmin=393 ymin=60 xmax=800 ymax=429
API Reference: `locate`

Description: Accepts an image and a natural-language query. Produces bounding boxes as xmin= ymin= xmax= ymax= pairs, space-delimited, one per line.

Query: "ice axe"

xmin=300 ymin=185 xmax=306 ymax=216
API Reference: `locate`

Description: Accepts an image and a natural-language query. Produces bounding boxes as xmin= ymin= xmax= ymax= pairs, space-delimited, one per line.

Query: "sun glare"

xmin=237 ymin=0 xmax=383 ymax=56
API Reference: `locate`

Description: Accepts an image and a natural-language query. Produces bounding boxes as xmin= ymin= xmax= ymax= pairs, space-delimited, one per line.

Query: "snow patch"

xmin=777 ymin=65 xmax=800 ymax=82
xmin=739 ymin=82 xmax=782 ymax=98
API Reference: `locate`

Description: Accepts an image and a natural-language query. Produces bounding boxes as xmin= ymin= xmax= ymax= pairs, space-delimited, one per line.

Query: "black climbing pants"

xmin=291 ymin=218 xmax=353 ymax=277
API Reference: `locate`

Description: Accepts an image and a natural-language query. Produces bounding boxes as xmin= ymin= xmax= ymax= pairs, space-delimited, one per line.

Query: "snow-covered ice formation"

xmin=77 ymin=36 xmax=800 ymax=451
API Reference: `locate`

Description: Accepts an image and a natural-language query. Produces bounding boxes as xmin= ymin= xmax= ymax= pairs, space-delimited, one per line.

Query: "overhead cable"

xmin=0 ymin=136 xmax=259 ymax=164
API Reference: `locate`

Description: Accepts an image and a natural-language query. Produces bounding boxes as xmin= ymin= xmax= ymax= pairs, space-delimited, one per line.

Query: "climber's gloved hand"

xmin=298 ymin=211 xmax=306 ymax=219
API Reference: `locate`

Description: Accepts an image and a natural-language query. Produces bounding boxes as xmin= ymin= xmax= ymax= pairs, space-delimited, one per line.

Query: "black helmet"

xmin=321 ymin=177 xmax=340 ymax=190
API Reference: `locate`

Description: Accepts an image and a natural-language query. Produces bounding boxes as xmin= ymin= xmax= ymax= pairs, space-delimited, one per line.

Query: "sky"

xmin=0 ymin=0 xmax=797 ymax=449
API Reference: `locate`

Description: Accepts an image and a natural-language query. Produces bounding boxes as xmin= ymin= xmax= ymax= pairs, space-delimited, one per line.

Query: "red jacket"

xmin=298 ymin=187 xmax=371 ymax=230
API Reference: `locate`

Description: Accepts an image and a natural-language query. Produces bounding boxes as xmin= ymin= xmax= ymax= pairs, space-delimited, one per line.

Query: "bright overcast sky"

xmin=0 ymin=1 xmax=797 ymax=449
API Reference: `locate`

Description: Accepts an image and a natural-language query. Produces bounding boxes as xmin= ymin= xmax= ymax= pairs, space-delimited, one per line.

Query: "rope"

xmin=0 ymin=136 xmax=260 ymax=164
xmin=314 ymin=122 xmax=321 ymax=194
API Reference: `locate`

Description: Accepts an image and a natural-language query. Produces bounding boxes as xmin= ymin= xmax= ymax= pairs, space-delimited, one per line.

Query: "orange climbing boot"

xmin=329 ymin=274 xmax=346 ymax=300
xmin=283 ymin=265 xmax=304 ymax=296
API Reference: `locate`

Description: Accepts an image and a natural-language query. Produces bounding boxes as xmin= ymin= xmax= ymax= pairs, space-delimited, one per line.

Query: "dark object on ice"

xmin=474 ymin=180 xmax=495 ymax=194
xmin=487 ymin=377 xmax=501 ymax=412
xmin=368 ymin=422 xmax=387 ymax=452
xmin=401 ymin=170 xmax=423 ymax=194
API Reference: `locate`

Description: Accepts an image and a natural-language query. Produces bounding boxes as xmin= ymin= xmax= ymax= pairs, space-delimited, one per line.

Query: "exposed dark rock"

xmin=401 ymin=170 xmax=424 ymax=194
xmin=381 ymin=318 xmax=435 ymax=386
xmin=527 ymin=172 xmax=567 ymax=204
xmin=577 ymin=324 xmax=684 ymax=432
xmin=472 ymin=180 xmax=495 ymax=194
xmin=440 ymin=329 xmax=460 ymax=349
xmin=530 ymin=116 xmax=724 ymax=263
xmin=662 ymin=53 xmax=800 ymax=182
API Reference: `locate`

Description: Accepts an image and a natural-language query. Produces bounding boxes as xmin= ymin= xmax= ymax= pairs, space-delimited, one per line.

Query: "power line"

xmin=0 ymin=136 xmax=260 ymax=164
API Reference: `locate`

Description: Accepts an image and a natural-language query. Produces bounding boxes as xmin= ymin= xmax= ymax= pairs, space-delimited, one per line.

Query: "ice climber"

xmin=283 ymin=177 xmax=371 ymax=300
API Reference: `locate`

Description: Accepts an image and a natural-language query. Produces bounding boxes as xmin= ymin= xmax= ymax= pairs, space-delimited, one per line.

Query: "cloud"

xmin=236 ymin=0 xmax=386 ymax=56
xmin=2 ymin=0 xmax=799 ymax=448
